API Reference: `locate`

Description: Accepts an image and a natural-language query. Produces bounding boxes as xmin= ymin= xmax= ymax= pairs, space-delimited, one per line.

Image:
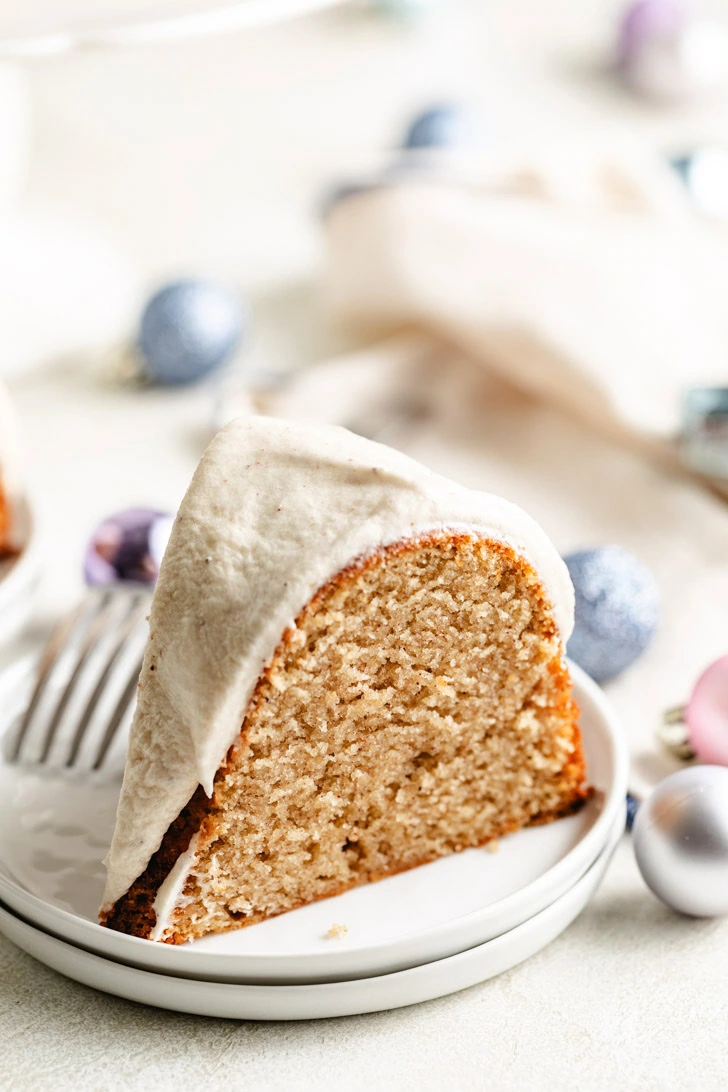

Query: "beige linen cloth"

xmin=263 ymin=153 xmax=728 ymax=797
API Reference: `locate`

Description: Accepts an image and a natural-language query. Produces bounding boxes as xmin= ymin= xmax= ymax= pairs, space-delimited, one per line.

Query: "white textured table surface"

xmin=1 ymin=840 xmax=726 ymax=1092
xmin=3 ymin=2 xmax=728 ymax=1089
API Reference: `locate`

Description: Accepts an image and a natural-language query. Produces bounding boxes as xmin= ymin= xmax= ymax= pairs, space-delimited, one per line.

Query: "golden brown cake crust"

xmin=102 ymin=532 xmax=588 ymax=943
xmin=0 ymin=480 xmax=14 ymax=558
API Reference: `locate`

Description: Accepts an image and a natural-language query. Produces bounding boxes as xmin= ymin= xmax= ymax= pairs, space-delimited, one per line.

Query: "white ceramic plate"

xmin=0 ymin=806 xmax=625 ymax=1020
xmin=0 ymin=663 xmax=628 ymax=983
xmin=0 ymin=498 xmax=41 ymax=651
xmin=0 ymin=0 xmax=347 ymax=56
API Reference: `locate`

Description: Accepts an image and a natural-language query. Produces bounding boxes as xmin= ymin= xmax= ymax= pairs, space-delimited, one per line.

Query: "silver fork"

xmin=4 ymin=586 xmax=150 ymax=775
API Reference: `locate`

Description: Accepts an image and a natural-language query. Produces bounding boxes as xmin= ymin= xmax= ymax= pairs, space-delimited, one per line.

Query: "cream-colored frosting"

xmin=101 ymin=416 xmax=574 ymax=915
xmin=149 ymin=833 xmax=202 ymax=943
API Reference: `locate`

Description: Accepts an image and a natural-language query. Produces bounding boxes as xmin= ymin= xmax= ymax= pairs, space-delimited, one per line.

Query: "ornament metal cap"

xmin=110 ymin=341 xmax=150 ymax=386
xmin=657 ymin=704 xmax=696 ymax=760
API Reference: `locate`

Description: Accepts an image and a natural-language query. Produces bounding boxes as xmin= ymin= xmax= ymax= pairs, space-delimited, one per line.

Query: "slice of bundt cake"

xmin=100 ymin=417 xmax=587 ymax=944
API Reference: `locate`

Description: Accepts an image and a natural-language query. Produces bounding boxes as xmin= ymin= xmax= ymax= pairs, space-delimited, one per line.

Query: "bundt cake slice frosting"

xmin=100 ymin=416 xmax=586 ymax=943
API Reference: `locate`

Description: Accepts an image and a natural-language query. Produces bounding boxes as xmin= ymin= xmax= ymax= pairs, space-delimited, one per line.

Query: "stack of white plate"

xmin=0 ymin=660 xmax=628 ymax=1021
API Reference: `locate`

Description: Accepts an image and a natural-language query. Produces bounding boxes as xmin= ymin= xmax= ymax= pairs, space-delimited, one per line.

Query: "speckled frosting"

xmin=101 ymin=416 xmax=574 ymax=916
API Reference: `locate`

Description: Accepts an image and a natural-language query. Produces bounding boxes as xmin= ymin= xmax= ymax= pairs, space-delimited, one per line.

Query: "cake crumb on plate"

xmin=327 ymin=922 xmax=348 ymax=939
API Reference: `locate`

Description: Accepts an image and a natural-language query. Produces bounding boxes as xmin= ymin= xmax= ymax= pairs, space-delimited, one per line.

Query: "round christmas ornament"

xmin=564 ymin=546 xmax=660 ymax=683
xmin=625 ymin=792 xmax=640 ymax=832
xmin=670 ymin=146 xmax=728 ymax=221
xmin=633 ymin=765 xmax=728 ymax=916
xmin=617 ymin=0 xmax=728 ymax=103
xmin=659 ymin=655 xmax=728 ymax=766
xmin=84 ymin=508 xmax=173 ymax=587
xmin=679 ymin=386 xmax=728 ymax=479
xmin=402 ymin=104 xmax=481 ymax=152
xmin=136 ymin=279 xmax=245 ymax=386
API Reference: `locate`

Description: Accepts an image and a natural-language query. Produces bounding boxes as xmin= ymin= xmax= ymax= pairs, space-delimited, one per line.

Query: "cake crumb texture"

xmin=104 ymin=532 xmax=586 ymax=943
xmin=327 ymin=923 xmax=348 ymax=939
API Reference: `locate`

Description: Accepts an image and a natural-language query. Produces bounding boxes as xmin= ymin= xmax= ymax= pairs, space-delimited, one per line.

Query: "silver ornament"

xmin=633 ymin=766 xmax=728 ymax=917
xmin=401 ymin=104 xmax=484 ymax=152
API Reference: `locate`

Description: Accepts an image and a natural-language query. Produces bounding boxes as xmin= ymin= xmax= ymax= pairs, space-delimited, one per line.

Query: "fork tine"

xmin=8 ymin=589 xmax=113 ymax=763
xmin=92 ymin=659 xmax=143 ymax=771
xmin=65 ymin=595 xmax=148 ymax=768
xmin=35 ymin=592 xmax=129 ymax=765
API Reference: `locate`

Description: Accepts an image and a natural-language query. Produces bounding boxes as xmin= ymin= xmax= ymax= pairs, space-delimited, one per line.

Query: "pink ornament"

xmin=685 ymin=655 xmax=728 ymax=766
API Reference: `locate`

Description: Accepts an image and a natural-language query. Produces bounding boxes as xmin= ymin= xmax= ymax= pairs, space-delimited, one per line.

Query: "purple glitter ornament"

xmin=617 ymin=0 xmax=728 ymax=102
xmin=618 ymin=0 xmax=687 ymax=69
xmin=84 ymin=508 xmax=173 ymax=587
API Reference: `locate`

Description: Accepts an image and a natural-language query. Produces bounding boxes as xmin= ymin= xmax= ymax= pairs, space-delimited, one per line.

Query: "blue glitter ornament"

xmin=564 ymin=545 xmax=659 ymax=683
xmin=402 ymin=104 xmax=480 ymax=151
xmin=137 ymin=280 xmax=245 ymax=386
xmin=625 ymin=792 xmax=640 ymax=832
